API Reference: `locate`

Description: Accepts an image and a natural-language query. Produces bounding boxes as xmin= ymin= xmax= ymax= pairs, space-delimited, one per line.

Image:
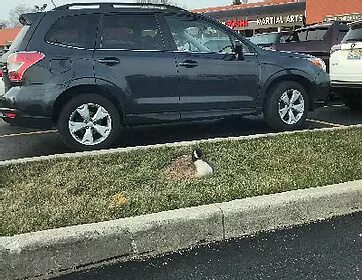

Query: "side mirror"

xmin=234 ymin=40 xmax=244 ymax=60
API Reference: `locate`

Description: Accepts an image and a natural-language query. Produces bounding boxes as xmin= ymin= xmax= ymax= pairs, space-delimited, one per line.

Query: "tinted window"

xmin=293 ymin=30 xmax=308 ymax=41
xmin=307 ymin=29 xmax=328 ymax=40
xmin=165 ymin=16 xmax=249 ymax=53
xmin=342 ymin=26 xmax=362 ymax=43
xmin=249 ymin=33 xmax=279 ymax=45
xmin=100 ymin=14 xmax=164 ymax=50
xmin=45 ymin=15 xmax=97 ymax=49
xmin=279 ymin=33 xmax=290 ymax=43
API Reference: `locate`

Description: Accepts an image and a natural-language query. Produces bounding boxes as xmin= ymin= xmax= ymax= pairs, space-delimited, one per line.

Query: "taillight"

xmin=0 ymin=68 xmax=3 ymax=78
xmin=7 ymin=51 xmax=45 ymax=82
xmin=5 ymin=112 xmax=17 ymax=119
xmin=330 ymin=44 xmax=341 ymax=54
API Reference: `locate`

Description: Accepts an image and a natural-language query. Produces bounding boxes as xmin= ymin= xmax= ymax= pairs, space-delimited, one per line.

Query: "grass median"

xmin=1 ymin=127 xmax=362 ymax=236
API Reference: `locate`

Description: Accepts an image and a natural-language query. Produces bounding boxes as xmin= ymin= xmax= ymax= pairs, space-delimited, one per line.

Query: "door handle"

xmin=179 ymin=60 xmax=198 ymax=68
xmin=98 ymin=57 xmax=120 ymax=65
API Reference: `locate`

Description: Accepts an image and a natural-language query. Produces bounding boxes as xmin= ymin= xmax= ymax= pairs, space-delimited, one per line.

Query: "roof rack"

xmin=53 ymin=2 xmax=187 ymax=12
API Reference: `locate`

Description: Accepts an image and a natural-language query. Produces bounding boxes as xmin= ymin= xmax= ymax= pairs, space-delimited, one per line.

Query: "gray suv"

xmin=0 ymin=3 xmax=330 ymax=150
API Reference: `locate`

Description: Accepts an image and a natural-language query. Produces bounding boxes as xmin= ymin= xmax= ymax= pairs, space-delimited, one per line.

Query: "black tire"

xmin=341 ymin=96 xmax=361 ymax=110
xmin=263 ymin=81 xmax=309 ymax=131
xmin=58 ymin=93 xmax=121 ymax=151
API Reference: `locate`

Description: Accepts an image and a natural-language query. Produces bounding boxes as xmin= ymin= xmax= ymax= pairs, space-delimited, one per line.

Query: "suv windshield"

xmin=342 ymin=25 xmax=362 ymax=43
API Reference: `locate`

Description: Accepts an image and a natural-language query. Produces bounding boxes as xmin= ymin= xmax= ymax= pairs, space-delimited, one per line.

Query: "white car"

xmin=330 ymin=20 xmax=362 ymax=110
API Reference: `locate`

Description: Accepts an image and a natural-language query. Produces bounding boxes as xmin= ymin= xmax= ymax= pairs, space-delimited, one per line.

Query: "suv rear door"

xmin=93 ymin=13 xmax=179 ymax=124
xmin=160 ymin=14 xmax=260 ymax=120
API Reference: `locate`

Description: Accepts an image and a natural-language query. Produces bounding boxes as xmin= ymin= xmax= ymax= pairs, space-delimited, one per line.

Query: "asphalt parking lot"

xmin=54 ymin=212 xmax=362 ymax=280
xmin=0 ymin=102 xmax=361 ymax=161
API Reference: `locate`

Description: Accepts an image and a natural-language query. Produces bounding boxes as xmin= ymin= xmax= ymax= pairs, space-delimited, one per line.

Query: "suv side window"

xmin=100 ymin=14 xmax=164 ymax=50
xmin=290 ymin=28 xmax=328 ymax=42
xmin=165 ymin=15 xmax=251 ymax=54
xmin=45 ymin=14 xmax=97 ymax=49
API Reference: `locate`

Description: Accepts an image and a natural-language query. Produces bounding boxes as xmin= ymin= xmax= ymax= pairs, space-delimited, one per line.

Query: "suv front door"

xmin=162 ymin=14 xmax=261 ymax=120
xmin=93 ymin=13 xmax=179 ymax=124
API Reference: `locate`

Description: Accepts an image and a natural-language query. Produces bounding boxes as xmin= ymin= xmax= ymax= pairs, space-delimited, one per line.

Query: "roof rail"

xmin=53 ymin=2 xmax=187 ymax=12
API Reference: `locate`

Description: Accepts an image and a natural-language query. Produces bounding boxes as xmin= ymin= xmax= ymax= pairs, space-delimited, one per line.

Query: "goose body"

xmin=192 ymin=149 xmax=213 ymax=178
xmin=194 ymin=159 xmax=213 ymax=178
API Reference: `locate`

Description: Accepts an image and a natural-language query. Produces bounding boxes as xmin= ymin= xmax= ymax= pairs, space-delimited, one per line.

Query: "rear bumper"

xmin=0 ymin=106 xmax=54 ymax=128
xmin=0 ymin=84 xmax=56 ymax=128
xmin=0 ymin=96 xmax=53 ymax=128
xmin=331 ymin=82 xmax=362 ymax=97
xmin=331 ymin=81 xmax=362 ymax=89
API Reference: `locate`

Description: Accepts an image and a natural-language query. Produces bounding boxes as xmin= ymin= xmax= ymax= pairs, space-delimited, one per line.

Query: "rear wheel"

xmin=264 ymin=81 xmax=309 ymax=130
xmin=58 ymin=93 xmax=121 ymax=151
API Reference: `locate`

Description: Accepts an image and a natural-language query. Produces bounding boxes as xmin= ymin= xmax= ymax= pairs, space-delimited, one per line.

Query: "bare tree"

xmin=8 ymin=4 xmax=36 ymax=27
xmin=0 ymin=19 xmax=9 ymax=29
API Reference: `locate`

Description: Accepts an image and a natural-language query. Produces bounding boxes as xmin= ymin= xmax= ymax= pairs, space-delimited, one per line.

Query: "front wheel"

xmin=58 ymin=93 xmax=121 ymax=151
xmin=264 ymin=81 xmax=309 ymax=130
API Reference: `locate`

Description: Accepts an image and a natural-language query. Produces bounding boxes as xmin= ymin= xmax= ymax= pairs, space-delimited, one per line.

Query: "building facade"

xmin=193 ymin=0 xmax=362 ymax=36
xmin=306 ymin=0 xmax=362 ymax=24
xmin=193 ymin=0 xmax=306 ymax=36
xmin=0 ymin=27 xmax=22 ymax=54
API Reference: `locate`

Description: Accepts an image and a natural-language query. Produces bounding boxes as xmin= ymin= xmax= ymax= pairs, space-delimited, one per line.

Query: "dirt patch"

xmin=109 ymin=192 xmax=129 ymax=209
xmin=164 ymin=154 xmax=196 ymax=180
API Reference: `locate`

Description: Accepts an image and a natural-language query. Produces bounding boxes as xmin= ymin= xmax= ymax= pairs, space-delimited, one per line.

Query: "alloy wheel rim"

xmin=68 ymin=103 xmax=112 ymax=146
xmin=278 ymin=89 xmax=305 ymax=125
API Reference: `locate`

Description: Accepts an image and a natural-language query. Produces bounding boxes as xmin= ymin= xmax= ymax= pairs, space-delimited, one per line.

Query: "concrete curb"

xmin=1 ymin=180 xmax=361 ymax=280
xmin=1 ymin=124 xmax=362 ymax=167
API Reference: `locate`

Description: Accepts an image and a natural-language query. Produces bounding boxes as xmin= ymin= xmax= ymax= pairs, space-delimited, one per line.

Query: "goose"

xmin=192 ymin=148 xmax=213 ymax=178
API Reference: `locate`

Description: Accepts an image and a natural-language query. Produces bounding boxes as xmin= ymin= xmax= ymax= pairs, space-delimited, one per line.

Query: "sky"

xmin=1 ymin=0 xmax=261 ymax=21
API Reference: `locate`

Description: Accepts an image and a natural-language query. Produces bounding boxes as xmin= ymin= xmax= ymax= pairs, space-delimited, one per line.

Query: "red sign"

xmin=225 ymin=19 xmax=248 ymax=28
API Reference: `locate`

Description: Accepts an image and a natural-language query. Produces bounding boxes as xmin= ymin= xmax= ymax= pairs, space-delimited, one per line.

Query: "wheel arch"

xmin=260 ymin=71 xmax=314 ymax=111
xmin=52 ymin=85 xmax=124 ymax=124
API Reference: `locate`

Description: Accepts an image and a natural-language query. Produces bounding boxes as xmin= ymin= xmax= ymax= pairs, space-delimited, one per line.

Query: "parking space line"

xmin=0 ymin=130 xmax=58 ymax=138
xmin=307 ymin=119 xmax=346 ymax=128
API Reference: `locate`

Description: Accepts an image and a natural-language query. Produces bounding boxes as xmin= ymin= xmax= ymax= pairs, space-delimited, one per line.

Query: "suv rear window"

xmin=342 ymin=26 xmax=362 ymax=43
xmin=100 ymin=14 xmax=164 ymax=50
xmin=8 ymin=25 xmax=30 ymax=52
xmin=45 ymin=14 xmax=97 ymax=49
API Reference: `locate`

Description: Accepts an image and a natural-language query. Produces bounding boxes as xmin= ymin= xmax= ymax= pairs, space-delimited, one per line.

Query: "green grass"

xmin=1 ymin=127 xmax=362 ymax=236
